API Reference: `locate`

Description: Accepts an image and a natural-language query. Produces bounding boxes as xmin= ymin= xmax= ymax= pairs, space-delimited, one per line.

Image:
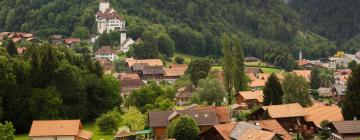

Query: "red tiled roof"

xmin=191 ymin=106 xmax=231 ymax=123
xmin=305 ymin=105 xmax=344 ymax=127
xmin=64 ymin=38 xmax=80 ymax=44
xmin=237 ymin=128 xmax=277 ymax=140
xmin=29 ymin=120 xmax=92 ymax=139
xmin=298 ymin=60 xmax=311 ymax=66
xmin=213 ymin=123 xmax=237 ymax=140
xmin=262 ymin=103 xmax=306 ymax=118
xmin=254 ymin=119 xmax=292 ymax=140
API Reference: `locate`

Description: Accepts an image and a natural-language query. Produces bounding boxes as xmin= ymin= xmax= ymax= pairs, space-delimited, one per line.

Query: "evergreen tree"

xmin=342 ymin=65 xmax=360 ymax=120
xmin=310 ymin=68 xmax=321 ymax=89
xmin=232 ymin=37 xmax=247 ymax=92
xmin=5 ymin=39 xmax=17 ymax=56
xmin=263 ymin=73 xmax=284 ymax=105
xmin=221 ymin=34 xmax=233 ymax=104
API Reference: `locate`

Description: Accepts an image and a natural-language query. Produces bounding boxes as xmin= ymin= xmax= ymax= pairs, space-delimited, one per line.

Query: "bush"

xmin=96 ymin=109 xmax=122 ymax=134
xmin=175 ymin=56 xmax=185 ymax=64
xmin=166 ymin=116 xmax=199 ymax=140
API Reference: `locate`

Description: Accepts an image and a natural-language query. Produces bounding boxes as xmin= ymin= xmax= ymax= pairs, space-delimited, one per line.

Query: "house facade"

xmin=236 ymin=90 xmax=264 ymax=109
xmin=95 ymin=46 xmax=117 ymax=61
xmin=329 ymin=121 xmax=360 ymax=140
xmin=96 ymin=0 xmax=125 ymax=33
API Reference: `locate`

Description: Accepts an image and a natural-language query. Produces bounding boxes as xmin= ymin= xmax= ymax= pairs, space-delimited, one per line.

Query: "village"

xmin=1 ymin=0 xmax=360 ymax=140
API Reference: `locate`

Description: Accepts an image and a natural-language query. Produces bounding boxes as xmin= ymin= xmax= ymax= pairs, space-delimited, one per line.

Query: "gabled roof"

xmin=149 ymin=110 xmax=218 ymax=127
xmin=96 ymin=8 xmax=124 ymax=20
xmin=126 ymin=58 xmax=163 ymax=67
xmin=95 ymin=46 xmax=116 ymax=54
xmin=29 ymin=120 xmax=92 ymax=139
xmin=213 ymin=123 xmax=237 ymax=140
xmin=254 ymin=119 xmax=291 ymax=140
xmin=246 ymin=67 xmax=263 ymax=74
xmin=249 ymin=80 xmax=266 ymax=88
xmin=191 ymin=106 xmax=231 ymax=123
xmin=330 ymin=121 xmax=360 ymax=134
xmin=238 ymin=90 xmax=264 ymax=103
xmin=230 ymin=122 xmax=261 ymax=139
xmin=305 ymin=105 xmax=344 ymax=127
xmin=237 ymin=128 xmax=277 ymax=140
xmin=262 ymin=103 xmax=306 ymax=118
xmin=163 ymin=67 xmax=187 ymax=77
xmin=175 ymin=85 xmax=195 ymax=99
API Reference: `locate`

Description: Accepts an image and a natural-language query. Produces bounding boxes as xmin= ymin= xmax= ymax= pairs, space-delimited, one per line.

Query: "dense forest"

xmin=0 ymin=0 xmax=340 ymax=70
xmin=289 ymin=0 xmax=360 ymax=52
xmin=0 ymin=40 xmax=121 ymax=133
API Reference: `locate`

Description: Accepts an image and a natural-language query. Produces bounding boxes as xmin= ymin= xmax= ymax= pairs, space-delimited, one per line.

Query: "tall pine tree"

xmin=221 ymin=34 xmax=233 ymax=104
xmin=263 ymin=73 xmax=284 ymax=105
xmin=342 ymin=64 xmax=360 ymax=120
xmin=232 ymin=37 xmax=247 ymax=93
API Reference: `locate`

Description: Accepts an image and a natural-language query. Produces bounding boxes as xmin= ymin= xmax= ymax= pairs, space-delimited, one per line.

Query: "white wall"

xmin=57 ymin=136 xmax=75 ymax=140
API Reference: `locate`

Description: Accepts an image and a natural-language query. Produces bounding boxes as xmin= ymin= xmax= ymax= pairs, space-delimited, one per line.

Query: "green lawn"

xmin=15 ymin=123 xmax=114 ymax=140
xmin=172 ymin=53 xmax=203 ymax=64
xmin=261 ymin=67 xmax=281 ymax=74
xmin=245 ymin=61 xmax=268 ymax=67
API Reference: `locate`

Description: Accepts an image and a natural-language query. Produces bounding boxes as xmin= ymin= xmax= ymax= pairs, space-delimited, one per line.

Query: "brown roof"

xmin=142 ymin=66 xmax=164 ymax=75
xmin=213 ymin=123 xmax=237 ymax=140
xmin=246 ymin=67 xmax=263 ymax=74
xmin=63 ymin=38 xmax=80 ymax=44
xmin=262 ymin=103 xmax=306 ymax=118
xmin=126 ymin=58 xmax=163 ymax=67
xmin=258 ymin=73 xmax=270 ymax=80
xmin=330 ymin=121 xmax=360 ymax=134
xmin=191 ymin=106 xmax=231 ymax=123
xmin=29 ymin=120 xmax=92 ymax=139
xmin=305 ymin=105 xmax=344 ymax=127
xmin=163 ymin=67 xmax=187 ymax=77
xmin=95 ymin=46 xmax=116 ymax=54
xmin=247 ymin=73 xmax=257 ymax=81
xmin=175 ymin=85 xmax=195 ymax=99
xmin=238 ymin=90 xmax=264 ymax=103
xmin=237 ymin=128 xmax=277 ymax=140
xmin=249 ymin=80 xmax=266 ymax=87
xmin=254 ymin=119 xmax=291 ymax=140
xmin=119 ymin=73 xmax=144 ymax=91
xmin=148 ymin=110 xmax=219 ymax=127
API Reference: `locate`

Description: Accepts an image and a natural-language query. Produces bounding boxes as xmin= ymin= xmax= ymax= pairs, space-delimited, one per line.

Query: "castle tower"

xmin=99 ymin=0 xmax=110 ymax=13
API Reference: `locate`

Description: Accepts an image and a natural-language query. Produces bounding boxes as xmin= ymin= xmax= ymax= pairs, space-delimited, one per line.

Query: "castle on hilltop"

xmin=95 ymin=0 xmax=134 ymax=52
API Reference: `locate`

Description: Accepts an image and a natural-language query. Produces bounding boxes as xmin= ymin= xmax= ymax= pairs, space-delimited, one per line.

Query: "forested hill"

xmin=289 ymin=0 xmax=360 ymax=47
xmin=0 ymin=0 xmax=336 ymax=69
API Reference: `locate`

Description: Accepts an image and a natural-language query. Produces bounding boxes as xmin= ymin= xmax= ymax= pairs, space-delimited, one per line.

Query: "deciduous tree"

xmin=282 ymin=74 xmax=312 ymax=107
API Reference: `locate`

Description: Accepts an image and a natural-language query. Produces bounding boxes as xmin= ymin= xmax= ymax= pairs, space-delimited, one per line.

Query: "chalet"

xmin=95 ymin=46 xmax=117 ymax=61
xmin=63 ymin=38 xmax=81 ymax=48
xmin=236 ymin=90 xmax=264 ymax=109
xmin=149 ymin=110 xmax=219 ymax=140
xmin=252 ymin=103 xmax=307 ymax=132
xmin=304 ymin=105 xmax=344 ymax=128
xmin=118 ymin=73 xmax=144 ymax=96
xmin=29 ymin=120 xmax=92 ymax=140
xmin=253 ymin=103 xmax=344 ymax=132
xmin=140 ymin=66 xmax=164 ymax=79
xmin=201 ymin=122 xmax=283 ymax=140
xmin=125 ymin=58 xmax=163 ymax=73
xmin=328 ymin=121 xmax=360 ymax=140
xmin=175 ymin=85 xmax=195 ymax=106
xmin=252 ymin=119 xmax=292 ymax=140
xmin=189 ymin=106 xmax=231 ymax=124
xmin=317 ymin=87 xmax=333 ymax=97
xmin=163 ymin=64 xmax=188 ymax=81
